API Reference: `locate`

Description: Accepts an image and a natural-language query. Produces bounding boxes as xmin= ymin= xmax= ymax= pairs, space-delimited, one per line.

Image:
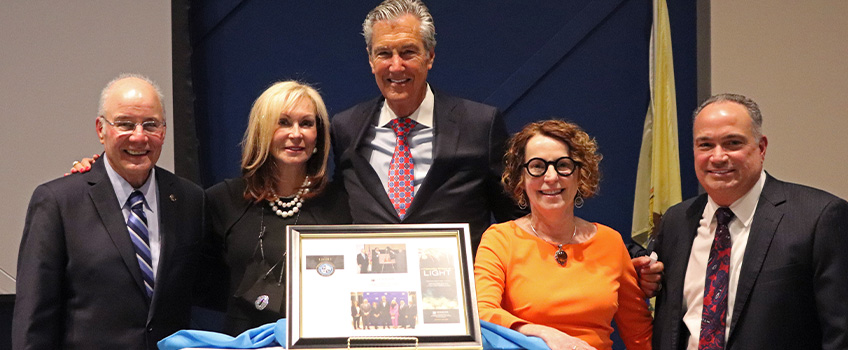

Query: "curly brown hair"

xmin=502 ymin=119 xmax=602 ymax=207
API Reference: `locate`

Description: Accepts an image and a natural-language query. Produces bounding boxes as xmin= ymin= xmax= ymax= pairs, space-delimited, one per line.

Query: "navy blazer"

xmin=13 ymin=159 xmax=205 ymax=350
xmin=330 ymin=89 xmax=522 ymax=255
xmin=653 ymin=174 xmax=848 ymax=349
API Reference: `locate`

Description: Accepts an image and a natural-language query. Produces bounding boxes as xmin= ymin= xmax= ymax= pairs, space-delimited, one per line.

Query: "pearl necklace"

xmin=269 ymin=178 xmax=311 ymax=219
xmin=529 ymin=221 xmax=577 ymax=266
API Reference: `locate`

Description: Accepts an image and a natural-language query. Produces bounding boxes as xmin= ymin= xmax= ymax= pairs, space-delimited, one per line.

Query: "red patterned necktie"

xmin=387 ymin=117 xmax=417 ymax=218
xmin=699 ymin=207 xmax=734 ymax=349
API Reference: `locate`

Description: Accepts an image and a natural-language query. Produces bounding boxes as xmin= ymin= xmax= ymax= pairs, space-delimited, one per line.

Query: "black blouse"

xmin=205 ymin=178 xmax=351 ymax=335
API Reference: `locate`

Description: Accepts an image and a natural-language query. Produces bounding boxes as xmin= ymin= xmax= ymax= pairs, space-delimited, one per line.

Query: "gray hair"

xmin=98 ymin=73 xmax=165 ymax=117
xmin=362 ymin=0 xmax=436 ymax=54
xmin=693 ymin=93 xmax=763 ymax=139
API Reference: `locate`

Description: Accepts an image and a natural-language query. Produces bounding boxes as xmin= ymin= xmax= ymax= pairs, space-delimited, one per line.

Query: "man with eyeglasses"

xmin=13 ymin=74 xmax=205 ymax=350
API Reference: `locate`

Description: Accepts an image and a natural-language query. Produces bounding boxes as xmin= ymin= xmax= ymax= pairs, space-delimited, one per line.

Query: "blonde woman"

xmin=204 ymin=81 xmax=350 ymax=334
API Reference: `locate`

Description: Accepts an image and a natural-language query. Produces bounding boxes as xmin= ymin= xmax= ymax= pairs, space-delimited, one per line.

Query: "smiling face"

xmin=693 ymin=101 xmax=768 ymax=206
xmin=97 ymin=77 xmax=165 ymax=188
xmin=522 ymin=134 xmax=580 ymax=215
xmin=368 ymin=14 xmax=434 ymax=117
xmin=270 ymin=98 xmax=318 ymax=174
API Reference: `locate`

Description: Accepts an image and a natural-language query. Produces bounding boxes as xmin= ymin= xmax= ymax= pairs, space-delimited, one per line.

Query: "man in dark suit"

xmin=331 ymin=0 xmax=520 ymax=254
xmin=653 ymin=93 xmax=848 ymax=349
xmin=357 ymin=248 xmax=369 ymax=273
xmin=13 ymin=74 xmax=205 ymax=350
xmin=371 ymin=247 xmax=382 ymax=273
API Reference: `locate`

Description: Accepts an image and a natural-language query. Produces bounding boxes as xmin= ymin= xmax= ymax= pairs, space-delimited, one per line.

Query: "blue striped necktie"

xmin=127 ymin=191 xmax=154 ymax=299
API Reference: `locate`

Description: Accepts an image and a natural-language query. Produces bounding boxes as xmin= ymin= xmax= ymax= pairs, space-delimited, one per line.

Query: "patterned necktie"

xmin=699 ymin=207 xmax=734 ymax=349
xmin=387 ymin=117 xmax=417 ymax=219
xmin=127 ymin=191 xmax=154 ymax=299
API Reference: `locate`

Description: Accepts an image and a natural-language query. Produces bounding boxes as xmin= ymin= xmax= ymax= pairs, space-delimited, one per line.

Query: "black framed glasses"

xmin=523 ymin=157 xmax=579 ymax=177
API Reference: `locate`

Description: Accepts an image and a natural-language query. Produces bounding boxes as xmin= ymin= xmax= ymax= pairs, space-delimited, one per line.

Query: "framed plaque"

xmin=286 ymin=224 xmax=482 ymax=350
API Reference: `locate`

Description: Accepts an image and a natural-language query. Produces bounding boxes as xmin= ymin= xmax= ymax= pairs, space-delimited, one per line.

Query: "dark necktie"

xmin=387 ymin=117 xmax=417 ymax=219
xmin=127 ymin=191 xmax=154 ymax=299
xmin=699 ymin=207 xmax=734 ymax=349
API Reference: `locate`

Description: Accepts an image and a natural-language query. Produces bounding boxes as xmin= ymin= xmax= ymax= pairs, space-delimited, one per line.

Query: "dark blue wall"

xmin=190 ymin=0 xmax=698 ymax=238
xmin=188 ymin=1 xmax=699 ymax=346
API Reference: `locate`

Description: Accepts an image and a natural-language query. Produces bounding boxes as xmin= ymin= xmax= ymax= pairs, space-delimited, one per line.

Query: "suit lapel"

xmin=151 ymin=168 xmax=178 ymax=314
xmin=405 ymin=90 xmax=461 ymax=219
xmin=87 ymin=160 xmax=148 ymax=298
xmin=348 ymin=97 xmax=399 ymax=220
xmin=728 ymin=175 xmax=784 ymax=339
xmin=666 ymin=195 xmax=707 ymax=350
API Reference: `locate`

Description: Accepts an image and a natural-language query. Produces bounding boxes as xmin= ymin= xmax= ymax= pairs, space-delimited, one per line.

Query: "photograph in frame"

xmin=286 ymin=224 xmax=482 ymax=349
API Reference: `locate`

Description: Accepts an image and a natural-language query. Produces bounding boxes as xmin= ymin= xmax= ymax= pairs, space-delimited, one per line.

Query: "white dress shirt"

xmin=103 ymin=154 xmax=161 ymax=279
xmin=362 ymin=84 xmax=435 ymax=197
xmin=682 ymin=170 xmax=766 ymax=349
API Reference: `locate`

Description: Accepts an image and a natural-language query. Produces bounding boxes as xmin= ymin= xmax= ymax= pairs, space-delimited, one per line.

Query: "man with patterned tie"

xmin=652 ymin=93 xmax=848 ymax=349
xmin=13 ymin=74 xmax=205 ymax=350
xmin=330 ymin=0 xmax=521 ymax=256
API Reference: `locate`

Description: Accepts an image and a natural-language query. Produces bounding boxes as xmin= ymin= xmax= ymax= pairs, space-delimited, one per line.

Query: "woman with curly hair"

xmin=475 ymin=119 xmax=651 ymax=350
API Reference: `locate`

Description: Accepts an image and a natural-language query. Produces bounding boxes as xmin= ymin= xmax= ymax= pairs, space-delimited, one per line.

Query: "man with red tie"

xmin=652 ymin=93 xmax=848 ymax=349
xmin=330 ymin=0 xmax=520 ymax=256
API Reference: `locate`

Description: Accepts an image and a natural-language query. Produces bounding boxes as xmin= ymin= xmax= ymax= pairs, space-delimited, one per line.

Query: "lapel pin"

xmin=170 ymin=194 xmax=177 ymax=202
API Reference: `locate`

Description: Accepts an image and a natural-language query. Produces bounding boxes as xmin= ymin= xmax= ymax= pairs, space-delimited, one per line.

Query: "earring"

xmin=574 ymin=192 xmax=584 ymax=209
xmin=312 ymin=147 xmax=318 ymax=154
xmin=517 ymin=193 xmax=528 ymax=209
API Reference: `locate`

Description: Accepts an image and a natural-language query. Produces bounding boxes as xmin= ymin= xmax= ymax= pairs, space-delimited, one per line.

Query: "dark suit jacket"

xmin=357 ymin=253 xmax=368 ymax=273
xmin=13 ymin=159 xmax=205 ymax=350
xmin=330 ymin=89 xmax=522 ymax=254
xmin=653 ymin=174 xmax=848 ymax=349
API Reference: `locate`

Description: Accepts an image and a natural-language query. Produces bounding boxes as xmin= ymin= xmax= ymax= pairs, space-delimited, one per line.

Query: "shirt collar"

xmin=704 ymin=170 xmax=766 ymax=228
xmin=378 ymin=84 xmax=434 ymax=128
xmin=102 ymin=154 xmax=157 ymax=209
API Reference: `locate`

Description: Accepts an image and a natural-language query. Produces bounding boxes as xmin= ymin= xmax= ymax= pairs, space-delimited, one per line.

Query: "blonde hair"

xmin=241 ymin=81 xmax=330 ymax=201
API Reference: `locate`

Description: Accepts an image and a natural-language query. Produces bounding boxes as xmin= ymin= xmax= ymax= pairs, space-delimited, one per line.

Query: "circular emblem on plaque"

xmin=317 ymin=262 xmax=335 ymax=276
xmin=254 ymin=295 xmax=270 ymax=310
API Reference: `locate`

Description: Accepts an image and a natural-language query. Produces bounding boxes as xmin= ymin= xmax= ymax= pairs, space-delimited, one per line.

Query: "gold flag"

xmin=632 ymin=0 xmax=682 ymax=248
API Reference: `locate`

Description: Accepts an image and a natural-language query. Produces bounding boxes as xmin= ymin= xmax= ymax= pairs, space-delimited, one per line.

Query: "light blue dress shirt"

xmin=361 ymin=84 xmax=435 ymax=197
xmin=102 ymin=154 xmax=161 ymax=279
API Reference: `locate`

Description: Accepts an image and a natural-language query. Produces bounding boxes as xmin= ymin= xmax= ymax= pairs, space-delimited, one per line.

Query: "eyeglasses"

xmin=100 ymin=117 xmax=166 ymax=136
xmin=523 ymin=157 xmax=579 ymax=177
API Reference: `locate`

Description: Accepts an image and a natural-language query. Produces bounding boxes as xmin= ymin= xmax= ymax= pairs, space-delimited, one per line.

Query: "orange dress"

xmin=475 ymin=221 xmax=652 ymax=350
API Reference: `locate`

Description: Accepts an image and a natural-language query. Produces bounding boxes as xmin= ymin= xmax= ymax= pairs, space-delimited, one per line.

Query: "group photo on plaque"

xmin=356 ymin=244 xmax=408 ymax=274
xmin=351 ymin=291 xmax=418 ymax=330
